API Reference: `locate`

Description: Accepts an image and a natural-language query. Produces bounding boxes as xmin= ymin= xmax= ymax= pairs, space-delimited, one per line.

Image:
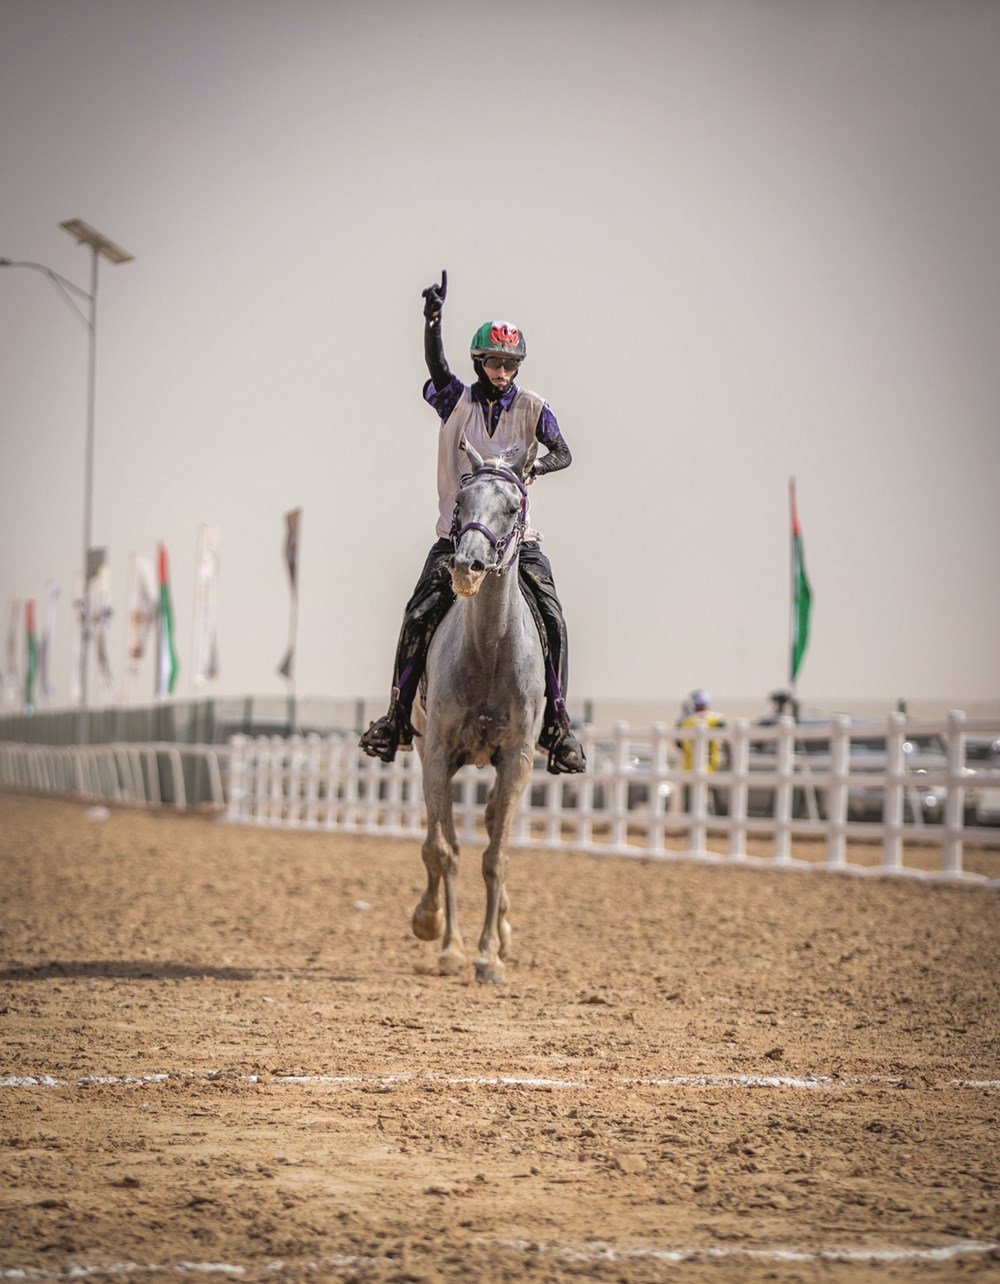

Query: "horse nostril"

xmin=470 ymin=560 xmax=485 ymax=574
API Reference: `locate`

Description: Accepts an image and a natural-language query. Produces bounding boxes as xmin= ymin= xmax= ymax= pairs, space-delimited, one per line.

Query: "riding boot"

xmin=360 ymin=539 xmax=455 ymax=763
xmin=518 ymin=543 xmax=586 ymax=775
xmin=538 ymin=686 xmax=587 ymax=774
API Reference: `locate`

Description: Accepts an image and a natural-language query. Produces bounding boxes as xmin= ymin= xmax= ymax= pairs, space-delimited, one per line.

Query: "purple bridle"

xmin=449 ymin=465 xmax=529 ymax=576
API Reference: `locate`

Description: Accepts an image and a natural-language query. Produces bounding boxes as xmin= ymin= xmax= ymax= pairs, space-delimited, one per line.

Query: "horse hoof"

xmin=475 ymin=960 xmax=506 ymax=985
xmin=438 ymin=946 xmax=467 ymax=976
xmin=412 ymin=906 xmax=444 ymax=942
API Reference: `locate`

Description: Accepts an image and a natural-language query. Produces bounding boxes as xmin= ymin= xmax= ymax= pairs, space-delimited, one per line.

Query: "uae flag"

xmin=24 ymin=600 xmax=38 ymax=712
xmin=157 ymin=543 xmax=179 ymax=698
xmin=789 ymin=478 xmax=812 ymax=684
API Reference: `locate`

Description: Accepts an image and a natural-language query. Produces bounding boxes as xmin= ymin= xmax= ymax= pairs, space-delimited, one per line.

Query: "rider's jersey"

xmin=424 ymin=375 xmax=564 ymax=539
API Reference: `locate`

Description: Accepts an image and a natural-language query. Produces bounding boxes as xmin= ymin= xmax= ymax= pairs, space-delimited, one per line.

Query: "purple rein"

xmin=449 ymin=466 xmax=529 ymax=576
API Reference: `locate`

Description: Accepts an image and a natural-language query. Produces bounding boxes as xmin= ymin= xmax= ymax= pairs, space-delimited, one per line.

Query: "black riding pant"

xmin=389 ymin=538 xmax=569 ymax=726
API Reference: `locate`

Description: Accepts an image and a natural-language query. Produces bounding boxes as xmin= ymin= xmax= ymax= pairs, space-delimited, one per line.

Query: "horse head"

xmin=448 ymin=440 xmax=535 ymax=597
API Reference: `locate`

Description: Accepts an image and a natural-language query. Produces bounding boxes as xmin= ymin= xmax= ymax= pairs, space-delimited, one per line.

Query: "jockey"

xmin=360 ymin=270 xmax=586 ymax=775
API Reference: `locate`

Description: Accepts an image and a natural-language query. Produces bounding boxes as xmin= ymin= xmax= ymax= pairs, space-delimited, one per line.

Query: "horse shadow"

xmin=0 ymin=960 xmax=358 ymax=982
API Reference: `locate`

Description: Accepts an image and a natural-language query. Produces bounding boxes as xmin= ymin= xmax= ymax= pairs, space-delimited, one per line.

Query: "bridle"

xmin=449 ymin=465 xmax=528 ymax=576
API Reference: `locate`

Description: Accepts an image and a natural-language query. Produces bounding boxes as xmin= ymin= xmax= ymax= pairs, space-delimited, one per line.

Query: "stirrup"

xmin=545 ymin=731 xmax=586 ymax=775
xmin=359 ymin=693 xmax=417 ymax=763
xmin=360 ymin=714 xmax=399 ymax=763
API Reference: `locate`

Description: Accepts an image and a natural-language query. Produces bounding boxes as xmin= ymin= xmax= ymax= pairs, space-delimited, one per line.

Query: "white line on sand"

xmin=1 ymin=1071 xmax=998 ymax=1090
xmin=1 ymin=1240 xmax=997 ymax=1279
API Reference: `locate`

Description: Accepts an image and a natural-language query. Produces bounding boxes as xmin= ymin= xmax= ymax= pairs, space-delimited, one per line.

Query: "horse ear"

xmin=463 ymin=438 xmax=485 ymax=471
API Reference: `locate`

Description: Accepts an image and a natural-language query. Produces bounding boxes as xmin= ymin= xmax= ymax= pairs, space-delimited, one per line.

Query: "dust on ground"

xmin=1 ymin=793 xmax=998 ymax=1282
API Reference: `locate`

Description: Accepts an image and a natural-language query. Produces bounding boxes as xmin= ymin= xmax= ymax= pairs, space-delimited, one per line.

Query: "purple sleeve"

xmin=537 ymin=402 xmax=564 ymax=448
xmin=423 ymin=374 xmax=464 ymax=422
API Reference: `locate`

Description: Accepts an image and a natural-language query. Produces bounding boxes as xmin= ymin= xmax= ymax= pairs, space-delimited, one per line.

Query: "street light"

xmin=1 ymin=219 xmax=133 ymax=743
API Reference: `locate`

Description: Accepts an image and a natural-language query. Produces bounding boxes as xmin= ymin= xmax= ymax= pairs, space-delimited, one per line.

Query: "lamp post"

xmin=1 ymin=219 xmax=133 ymax=743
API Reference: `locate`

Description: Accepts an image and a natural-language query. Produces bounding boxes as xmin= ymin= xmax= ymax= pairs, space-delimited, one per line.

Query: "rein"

xmin=449 ymin=465 xmax=528 ymax=576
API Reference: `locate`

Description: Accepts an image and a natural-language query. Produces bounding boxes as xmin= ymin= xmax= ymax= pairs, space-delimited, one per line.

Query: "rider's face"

xmin=481 ymin=355 xmax=520 ymax=389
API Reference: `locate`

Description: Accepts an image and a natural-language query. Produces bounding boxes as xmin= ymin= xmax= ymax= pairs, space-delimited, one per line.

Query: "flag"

xmin=38 ymin=581 xmax=59 ymax=702
xmin=24 ymin=600 xmax=37 ymax=713
xmin=157 ymin=543 xmax=179 ymax=698
xmin=277 ymin=508 xmax=301 ymax=680
xmin=192 ymin=525 xmax=221 ymax=686
xmin=126 ymin=555 xmax=158 ymax=676
xmin=70 ymin=576 xmax=84 ymax=702
xmin=5 ymin=598 xmax=21 ymax=706
xmin=92 ymin=554 xmax=114 ymax=697
xmin=789 ymin=478 xmax=812 ymax=684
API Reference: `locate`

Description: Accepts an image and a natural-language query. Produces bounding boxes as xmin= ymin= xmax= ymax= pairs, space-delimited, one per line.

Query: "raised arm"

xmin=422 ymin=269 xmax=451 ymax=392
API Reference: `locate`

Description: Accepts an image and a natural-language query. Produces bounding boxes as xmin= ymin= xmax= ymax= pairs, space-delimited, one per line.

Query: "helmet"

xmin=470 ymin=320 xmax=526 ymax=361
xmin=691 ymin=689 xmax=710 ymax=710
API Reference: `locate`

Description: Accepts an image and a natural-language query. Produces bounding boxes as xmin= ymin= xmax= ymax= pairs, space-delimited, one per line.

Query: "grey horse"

xmin=410 ymin=440 xmax=545 ymax=984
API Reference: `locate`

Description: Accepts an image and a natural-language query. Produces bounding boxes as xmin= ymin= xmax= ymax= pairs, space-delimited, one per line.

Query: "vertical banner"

xmin=125 ymin=554 xmax=158 ymax=696
xmin=24 ymin=600 xmax=37 ymax=713
xmin=38 ymin=581 xmax=60 ymax=705
xmin=70 ymin=576 xmax=84 ymax=703
xmin=789 ymin=477 xmax=813 ymax=687
xmin=92 ymin=554 xmax=114 ymax=699
xmin=192 ymin=524 xmax=221 ymax=687
xmin=4 ymin=597 xmax=21 ymax=706
xmin=277 ymin=507 xmax=302 ymax=681
xmin=157 ymin=543 xmax=180 ymax=699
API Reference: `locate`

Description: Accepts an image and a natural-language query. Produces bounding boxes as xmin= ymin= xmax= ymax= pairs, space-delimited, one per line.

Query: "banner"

xmin=157 ymin=543 xmax=180 ymax=698
xmin=24 ymin=600 xmax=37 ymax=713
xmin=192 ymin=524 xmax=221 ymax=686
xmin=277 ymin=507 xmax=302 ymax=680
xmin=92 ymin=554 xmax=114 ymax=698
xmin=789 ymin=478 xmax=813 ymax=685
xmin=38 ymin=581 xmax=59 ymax=703
xmin=70 ymin=576 xmax=84 ymax=702
xmin=5 ymin=597 xmax=21 ymax=707
xmin=126 ymin=555 xmax=158 ymax=678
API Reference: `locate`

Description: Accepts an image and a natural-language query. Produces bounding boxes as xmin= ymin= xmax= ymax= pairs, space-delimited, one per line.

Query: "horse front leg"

xmin=414 ymin=761 xmax=466 ymax=975
xmin=477 ymin=750 xmax=530 ymax=984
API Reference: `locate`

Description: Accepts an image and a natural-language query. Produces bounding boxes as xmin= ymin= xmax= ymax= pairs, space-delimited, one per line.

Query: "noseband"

xmin=449 ymin=466 xmax=528 ymax=576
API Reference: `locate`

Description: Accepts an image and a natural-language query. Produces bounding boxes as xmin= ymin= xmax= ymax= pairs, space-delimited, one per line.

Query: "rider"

xmin=360 ymin=270 xmax=586 ymax=775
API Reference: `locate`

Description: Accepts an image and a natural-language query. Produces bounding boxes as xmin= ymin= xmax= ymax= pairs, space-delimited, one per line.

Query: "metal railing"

xmin=0 ymin=741 xmax=227 ymax=809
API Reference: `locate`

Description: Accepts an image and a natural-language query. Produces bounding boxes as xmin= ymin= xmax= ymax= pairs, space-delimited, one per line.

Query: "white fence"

xmin=224 ymin=712 xmax=1000 ymax=885
xmin=3 ymin=712 xmax=998 ymax=884
xmin=0 ymin=741 xmax=227 ymax=810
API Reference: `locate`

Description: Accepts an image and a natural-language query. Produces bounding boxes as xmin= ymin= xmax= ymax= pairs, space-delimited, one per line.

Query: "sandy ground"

xmin=0 ymin=792 xmax=998 ymax=1283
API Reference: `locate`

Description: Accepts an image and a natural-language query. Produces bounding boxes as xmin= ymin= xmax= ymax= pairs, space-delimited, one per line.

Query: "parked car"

xmin=534 ymin=738 xmax=675 ymax=814
xmin=965 ymin=736 xmax=1000 ymax=826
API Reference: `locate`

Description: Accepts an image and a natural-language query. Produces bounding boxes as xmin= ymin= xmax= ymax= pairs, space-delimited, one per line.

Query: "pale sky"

xmin=2 ymin=0 xmax=998 ymax=723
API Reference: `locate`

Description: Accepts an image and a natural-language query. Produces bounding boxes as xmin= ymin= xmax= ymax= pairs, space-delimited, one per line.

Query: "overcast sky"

xmin=1 ymin=0 xmax=998 ymax=723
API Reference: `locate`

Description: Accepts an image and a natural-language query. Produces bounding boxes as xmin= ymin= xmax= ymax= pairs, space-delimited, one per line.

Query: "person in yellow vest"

xmin=675 ymin=689 xmax=729 ymax=813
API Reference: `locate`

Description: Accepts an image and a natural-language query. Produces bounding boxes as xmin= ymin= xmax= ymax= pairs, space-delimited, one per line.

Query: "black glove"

xmin=422 ymin=269 xmax=448 ymax=319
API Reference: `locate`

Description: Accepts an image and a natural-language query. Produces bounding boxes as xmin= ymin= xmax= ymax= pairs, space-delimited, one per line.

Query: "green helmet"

xmin=470 ymin=320 xmax=526 ymax=361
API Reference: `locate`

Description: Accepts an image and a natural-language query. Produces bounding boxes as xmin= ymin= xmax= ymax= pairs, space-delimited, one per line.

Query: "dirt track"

xmin=1 ymin=793 xmax=998 ymax=1282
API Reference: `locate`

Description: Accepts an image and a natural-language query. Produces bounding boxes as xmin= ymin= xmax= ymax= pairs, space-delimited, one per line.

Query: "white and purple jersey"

xmin=424 ymin=374 xmax=565 ymax=539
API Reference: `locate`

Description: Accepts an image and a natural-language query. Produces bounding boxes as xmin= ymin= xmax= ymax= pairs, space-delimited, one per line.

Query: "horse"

xmin=410 ymin=440 xmax=546 ymax=984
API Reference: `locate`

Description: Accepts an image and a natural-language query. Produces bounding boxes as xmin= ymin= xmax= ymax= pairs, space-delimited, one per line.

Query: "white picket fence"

xmin=224 ymin=712 xmax=1000 ymax=885
xmin=3 ymin=712 xmax=998 ymax=884
xmin=0 ymin=741 xmax=227 ymax=810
